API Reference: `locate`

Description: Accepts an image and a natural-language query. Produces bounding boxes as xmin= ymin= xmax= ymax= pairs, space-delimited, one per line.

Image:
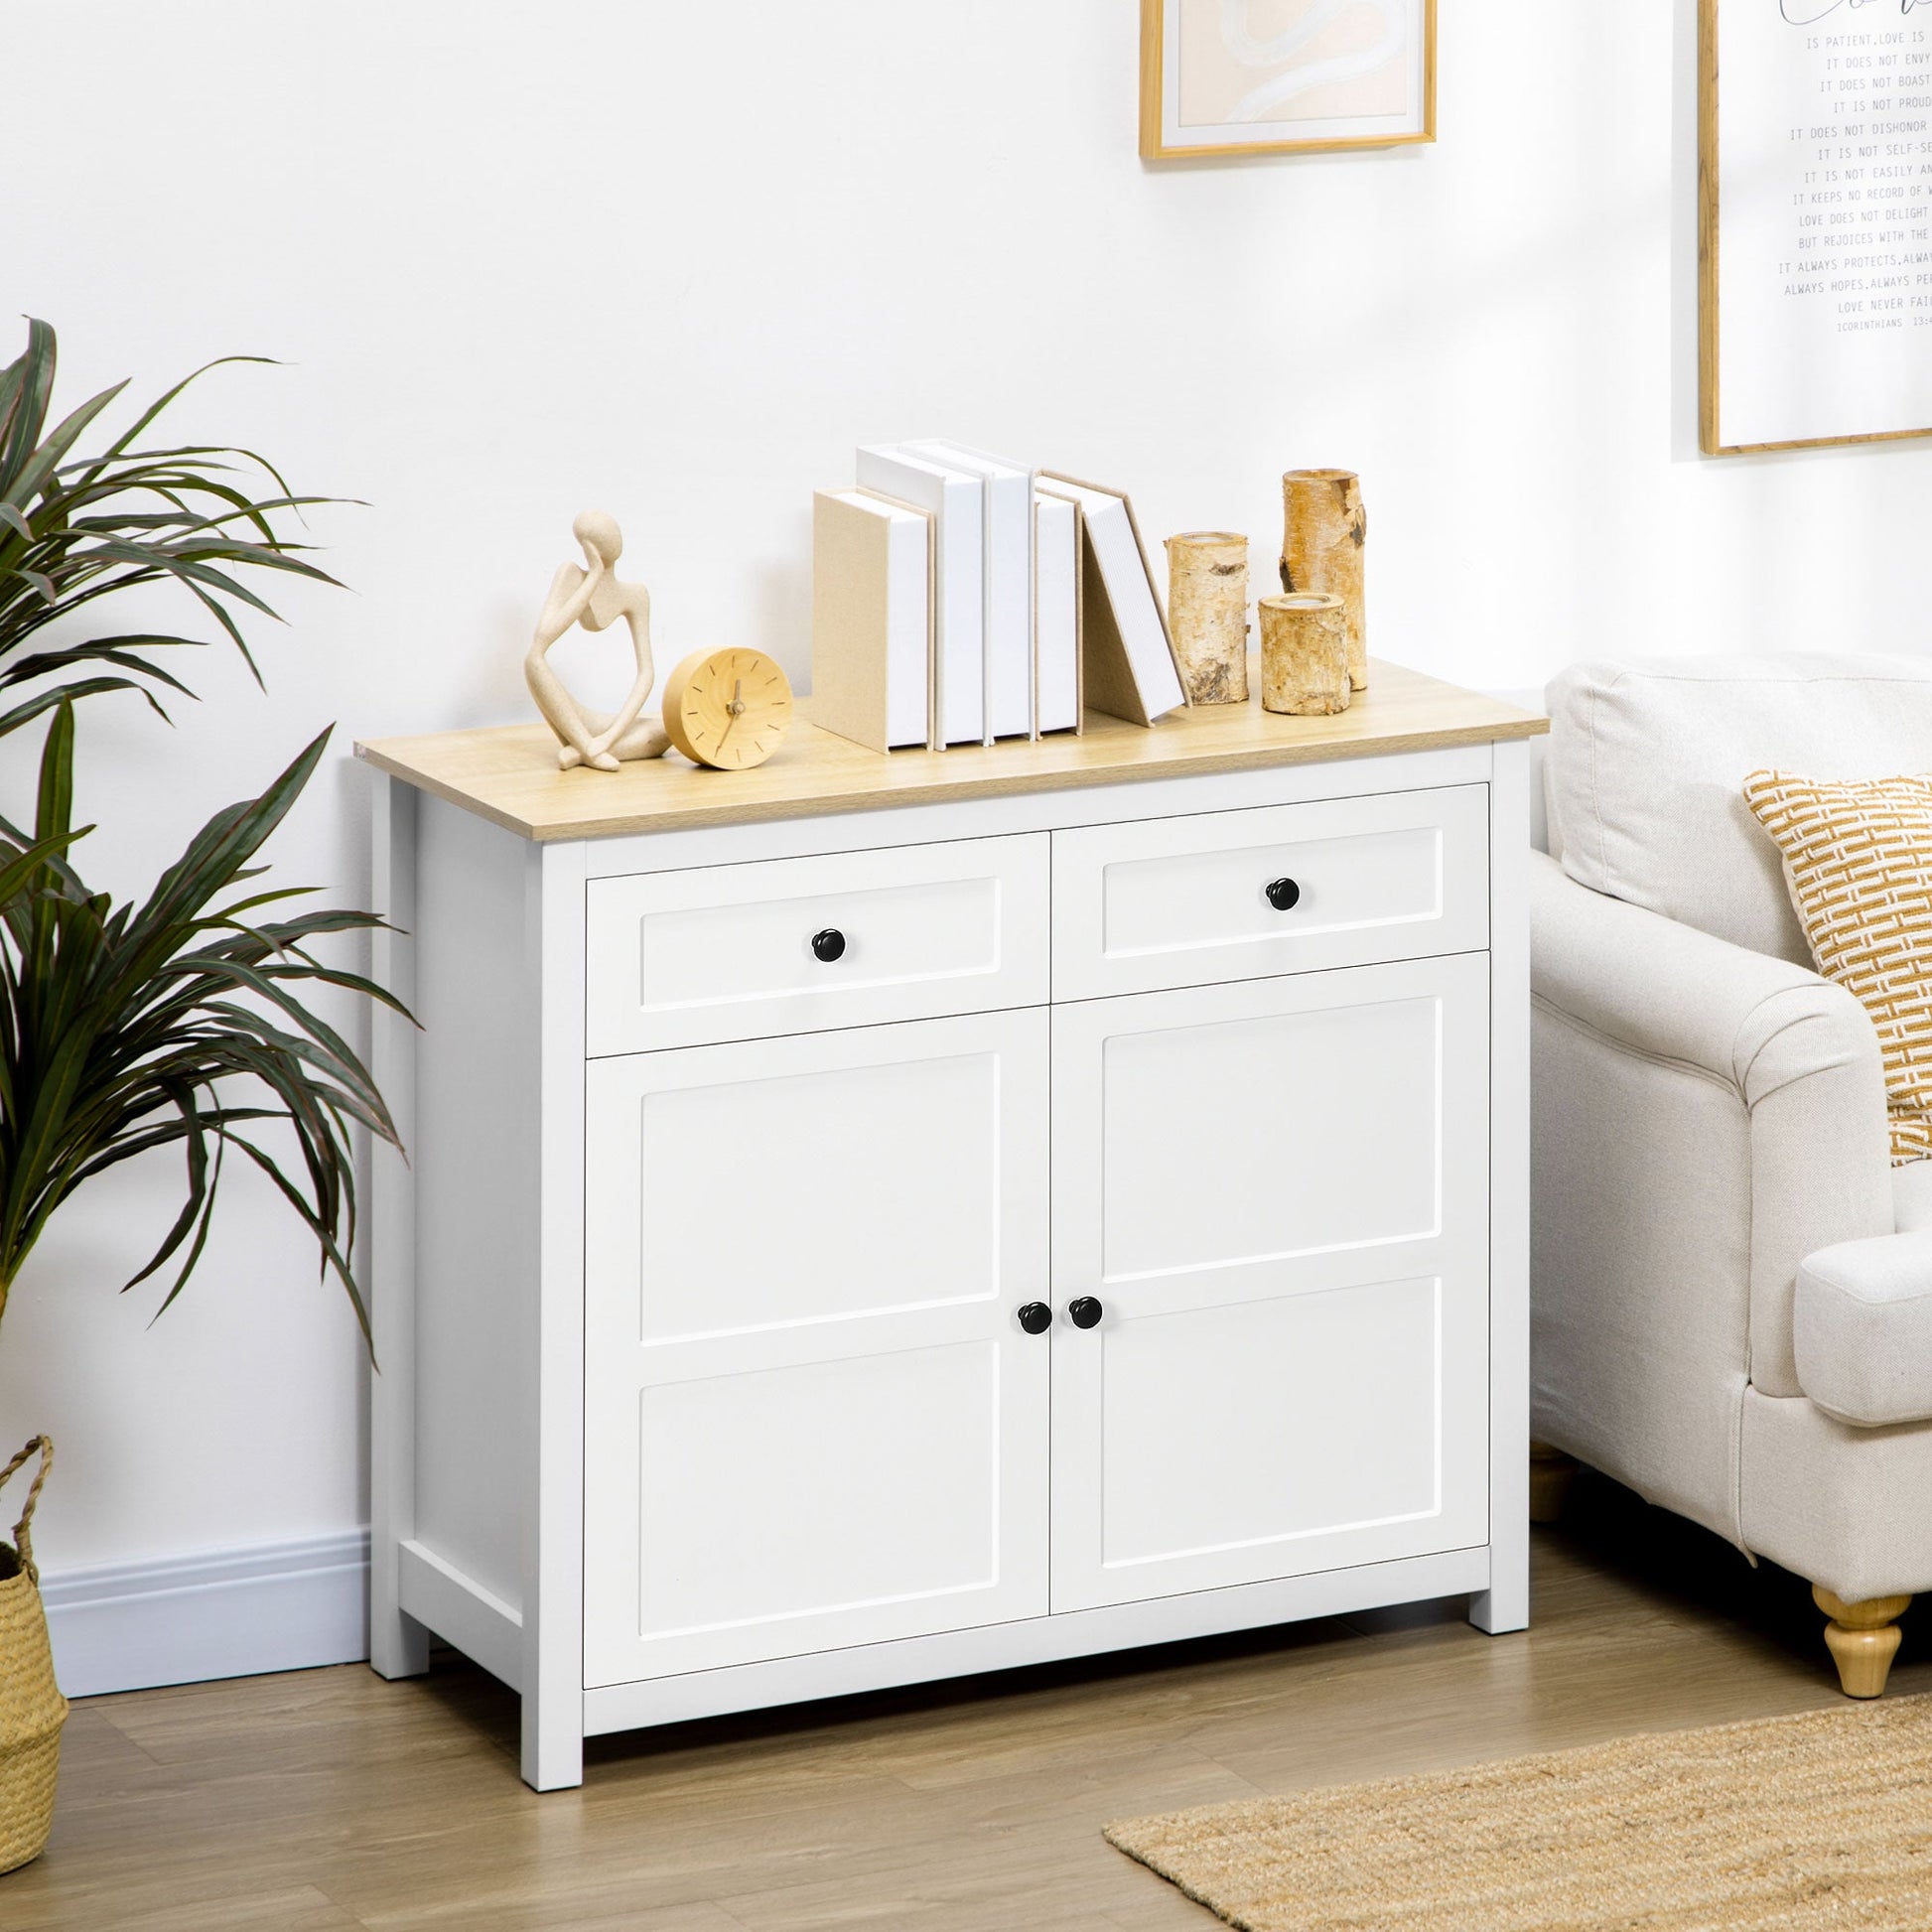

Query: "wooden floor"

xmin=13 ymin=1476 xmax=1932 ymax=1931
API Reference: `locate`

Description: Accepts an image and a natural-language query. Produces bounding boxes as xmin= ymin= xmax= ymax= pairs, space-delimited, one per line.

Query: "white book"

xmin=855 ymin=445 xmax=984 ymax=746
xmin=1033 ymin=487 xmax=1079 ymax=735
xmin=1035 ymin=476 xmax=1185 ymax=724
xmin=811 ymin=488 xmax=933 ymax=754
xmin=904 ymin=440 xmax=1034 ymax=742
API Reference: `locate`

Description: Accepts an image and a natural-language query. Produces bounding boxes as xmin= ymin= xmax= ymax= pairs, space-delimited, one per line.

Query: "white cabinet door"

xmin=583 ymin=1011 xmax=1050 ymax=1686
xmin=1049 ymin=957 xmax=1490 ymax=1613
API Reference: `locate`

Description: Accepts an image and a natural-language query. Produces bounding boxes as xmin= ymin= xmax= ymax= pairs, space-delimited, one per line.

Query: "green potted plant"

xmin=0 ymin=321 xmax=403 ymax=1871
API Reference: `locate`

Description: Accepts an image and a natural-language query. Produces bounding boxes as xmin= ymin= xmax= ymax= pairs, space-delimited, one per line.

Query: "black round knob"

xmin=1017 ymin=1302 xmax=1052 ymax=1335
xmin=1067 ymin=1297 xmax=1104 ymax=1330
xmin=1265 ymin=877 xmax=1302 ymax=912
xmin=811 ymin=928 xmax=847 ymax=963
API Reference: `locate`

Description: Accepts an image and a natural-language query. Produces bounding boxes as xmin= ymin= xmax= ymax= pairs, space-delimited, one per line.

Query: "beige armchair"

xmin=1532 ymin=655 xmax=1932 ymax=1696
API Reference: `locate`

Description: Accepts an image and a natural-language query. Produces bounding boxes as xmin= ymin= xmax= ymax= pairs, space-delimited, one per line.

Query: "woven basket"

xmin=0 ymin=1438 xmax=65 ymax=1875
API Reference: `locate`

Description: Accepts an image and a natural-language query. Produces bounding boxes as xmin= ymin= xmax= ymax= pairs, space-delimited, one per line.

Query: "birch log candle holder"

xmin=1164 ymin=531 xmax=1249 ymax=705
xmin=1280 ymin=470 xmax=1367 ymax=692
xmin=1260 ymin=592 xmax=1350 ymax=716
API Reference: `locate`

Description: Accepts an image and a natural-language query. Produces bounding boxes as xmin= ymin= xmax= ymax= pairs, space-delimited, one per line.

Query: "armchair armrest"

xmin=1533 ymin=851 xmax=1885 ymax=1109
xmin=1529 ymin=853 xmax=1891 ymax=1539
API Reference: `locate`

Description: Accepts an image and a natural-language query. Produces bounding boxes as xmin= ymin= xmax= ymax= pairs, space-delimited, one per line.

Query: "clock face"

xmin=662 ymin=647 xmax=793 ymax=770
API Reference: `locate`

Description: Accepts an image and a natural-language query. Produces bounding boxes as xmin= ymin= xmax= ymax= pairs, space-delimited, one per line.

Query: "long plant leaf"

xmin=0 ymin=728 xmax=405 ymax=1333
xmin=0 ymin=321 xmax=348 ymax=737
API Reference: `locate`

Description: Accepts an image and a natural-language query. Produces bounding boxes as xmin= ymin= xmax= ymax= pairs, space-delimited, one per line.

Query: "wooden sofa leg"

xmin=1528 ymin=1442 xmax=1579 ymax=1524
xmin=1813 ymin=1587 xmax=1912 ymax=1698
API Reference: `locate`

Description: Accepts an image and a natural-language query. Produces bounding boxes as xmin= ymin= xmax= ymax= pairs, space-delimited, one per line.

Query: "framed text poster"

xmin=1140 ymin=0 xmax=1436 ymax=160
xmin=1701 ymin=0 xmax=1932 ymax=454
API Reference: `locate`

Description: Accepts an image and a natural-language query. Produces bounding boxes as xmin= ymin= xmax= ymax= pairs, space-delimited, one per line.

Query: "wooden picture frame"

xmin=1699 ymin=0 xmax=1932 ymax=456
xmin=1140 ymin=0 xmax=1437 ymax=161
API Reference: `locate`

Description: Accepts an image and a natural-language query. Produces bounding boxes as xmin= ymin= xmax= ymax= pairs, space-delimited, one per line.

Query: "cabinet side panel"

xmin=369 ymin=774 xmax=430 ymax=1679
xmin=413 ymin=795 xmax=541 ymax=1614
xmin=1471 ymin=745 xmax=1530 ymax=1632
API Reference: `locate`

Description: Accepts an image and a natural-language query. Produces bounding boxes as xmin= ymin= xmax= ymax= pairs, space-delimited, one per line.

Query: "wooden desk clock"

xmin=660 ymin=646 xmax=793 ymax=771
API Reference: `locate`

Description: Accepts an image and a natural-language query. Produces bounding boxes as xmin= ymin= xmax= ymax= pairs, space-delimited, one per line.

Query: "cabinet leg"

xmin=520 ymin=1690 xmax=585 ymax=1792
xmin=1814 ymin=1586 xmax=1911 ymax=1699
xmin=1468 ymin=1533 xmax=1530 ymax=1635
xmin=369 ymin=1526 xmax=430 ymax=1682
xmin=1467 ymin=1581 xmax=1529 ymax=1635
xmin=370 ymin=1604 xmax=432 ymax=1681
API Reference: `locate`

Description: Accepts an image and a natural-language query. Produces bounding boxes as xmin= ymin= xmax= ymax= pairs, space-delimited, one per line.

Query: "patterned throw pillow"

xmin=1742 ymin=769 xmax=1932 ymax=1164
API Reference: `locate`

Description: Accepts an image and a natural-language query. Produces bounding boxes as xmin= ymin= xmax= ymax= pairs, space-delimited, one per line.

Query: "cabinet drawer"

xmin=1051 ymin=785 xmax=1489 ymax=1001
xmin=586 ymin=834 xmax=1050 ymax=1053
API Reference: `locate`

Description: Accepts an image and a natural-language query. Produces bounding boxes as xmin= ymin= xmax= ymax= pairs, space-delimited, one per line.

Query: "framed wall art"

xmin=1140 ymin=0 xmax=1437 ymax=161
xmin=1700 ymin=0 xmax=1932 ymax=455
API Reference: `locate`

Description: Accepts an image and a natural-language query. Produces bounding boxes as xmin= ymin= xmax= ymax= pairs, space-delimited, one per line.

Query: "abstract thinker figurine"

xmin=525 ymin=510 xmax=671 ymax=770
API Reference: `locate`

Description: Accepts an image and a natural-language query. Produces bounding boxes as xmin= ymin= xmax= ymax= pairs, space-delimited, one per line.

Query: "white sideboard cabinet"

xmin=357 ymin=661 xmax=1547 ymax=1789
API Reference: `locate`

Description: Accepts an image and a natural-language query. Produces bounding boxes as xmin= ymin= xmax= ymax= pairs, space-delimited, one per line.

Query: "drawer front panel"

xmin=587 ymin=834 xmax=1049 ymax=1053
xmin=1052 ymin=785 xmax=1489 ymax=1000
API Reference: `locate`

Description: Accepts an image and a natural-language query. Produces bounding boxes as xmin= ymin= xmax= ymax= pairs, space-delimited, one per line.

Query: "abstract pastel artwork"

xmin=1141 ymin=0 xmax=1436 ymax=159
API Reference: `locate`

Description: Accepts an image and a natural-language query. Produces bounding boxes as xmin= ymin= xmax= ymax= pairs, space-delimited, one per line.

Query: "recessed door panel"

xmin=636 ymin=1342 xmax=1002 ymax=1638
xmin=1098 ymin=1275 xmax=1442 ymax=1568
xmin=1099 ymin=995 xmax=1443 ymax=1280
xmin=584 ymin=1010 xmax=1049 ymax=1685
xmin=1050 ymin=957 xmax=1489 ymax=1611
xmin=631 ymin=1049 xmax=1000 ymax=1341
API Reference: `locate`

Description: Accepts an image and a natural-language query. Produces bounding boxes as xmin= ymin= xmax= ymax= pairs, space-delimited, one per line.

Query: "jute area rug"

xmin=1105 ymin=1697 xmax=1932 ymax=1931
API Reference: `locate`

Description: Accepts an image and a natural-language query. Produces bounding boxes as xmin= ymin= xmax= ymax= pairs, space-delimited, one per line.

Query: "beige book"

xmin=1036 ymin=475 xmax=1186 ymax=728
xmin=811 ymin=489 xmax=936 ymax=754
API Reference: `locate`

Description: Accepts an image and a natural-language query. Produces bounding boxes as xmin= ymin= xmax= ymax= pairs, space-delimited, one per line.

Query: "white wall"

xmin=2 ymin=0 xmax=1927 ymax=1661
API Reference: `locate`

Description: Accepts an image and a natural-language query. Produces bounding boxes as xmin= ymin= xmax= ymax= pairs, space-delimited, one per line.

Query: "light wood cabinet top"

xmin=354 ymin=658 xmax=1547 ymax=843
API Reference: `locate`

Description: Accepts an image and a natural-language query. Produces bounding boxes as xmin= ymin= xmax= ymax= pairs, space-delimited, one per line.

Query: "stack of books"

xmin=812 ymin=443 xmax=1187 ymax=755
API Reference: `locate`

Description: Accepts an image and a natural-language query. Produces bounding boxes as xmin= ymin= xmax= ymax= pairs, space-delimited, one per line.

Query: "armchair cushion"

xmin=1795 ymin=1232 xmax=1932 ymax=1427
xmin=1743 ymin=769 xmax=1932 ymax=1163
xmin=1544 ymin=656 xmax=1932 ymax=966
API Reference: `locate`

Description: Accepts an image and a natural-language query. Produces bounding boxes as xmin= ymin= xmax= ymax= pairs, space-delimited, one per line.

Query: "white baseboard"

xmin=38 ymin=1530 xmax=370 ymax=1699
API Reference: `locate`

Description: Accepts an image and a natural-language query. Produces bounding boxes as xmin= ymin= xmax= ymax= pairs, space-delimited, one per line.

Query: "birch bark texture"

xmin=1280 ymin=471 xmax=1367 ymax=691
xmin=1260 ymin=592 xmax=1350 ymax=716
xmin=1164 ymin=531 xmax=1249 ymax=705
